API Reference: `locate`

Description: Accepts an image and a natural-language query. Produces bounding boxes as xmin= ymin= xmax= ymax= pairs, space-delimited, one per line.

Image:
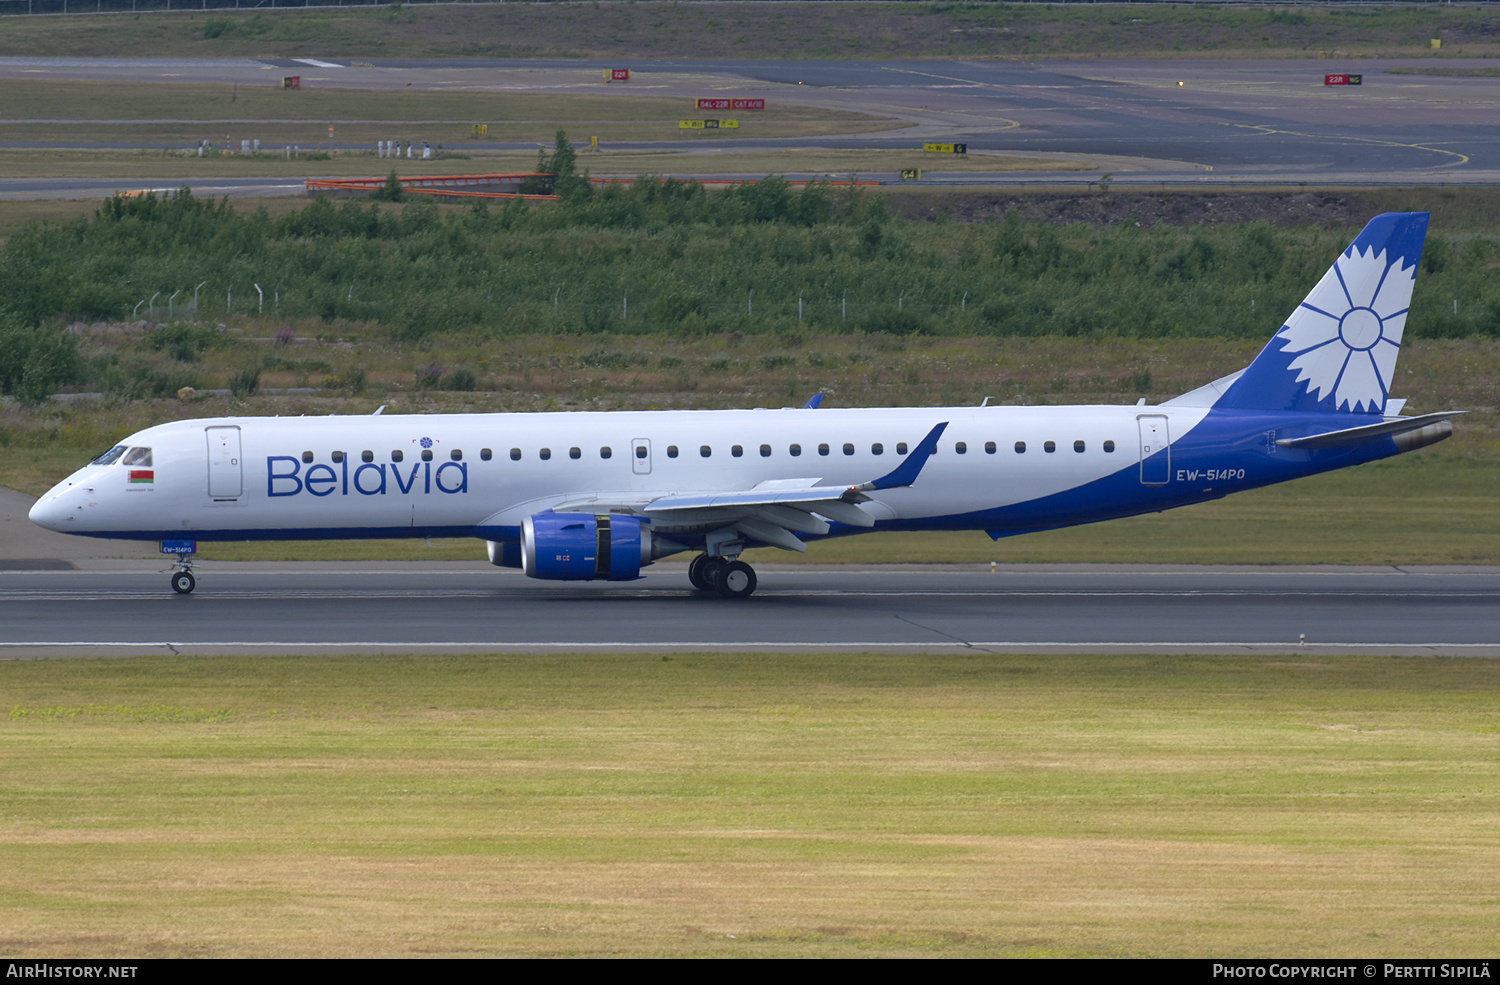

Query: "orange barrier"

xmin=304 ymin=173 xmax=882 ymax=200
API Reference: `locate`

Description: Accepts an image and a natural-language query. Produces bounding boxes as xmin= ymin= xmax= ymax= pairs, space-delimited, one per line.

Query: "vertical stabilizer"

xmin=1215 ymin=212 xmax=1428 ymax=415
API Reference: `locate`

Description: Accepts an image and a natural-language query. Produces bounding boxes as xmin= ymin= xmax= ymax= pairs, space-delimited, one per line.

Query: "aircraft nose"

xmin=28 ymin=487 xmax=74 ymax=530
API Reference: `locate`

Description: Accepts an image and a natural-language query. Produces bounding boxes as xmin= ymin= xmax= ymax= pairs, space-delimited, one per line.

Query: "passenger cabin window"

xmin=480 ymin=448 xmax=492 ymax=461
xmin=361 ymin=450 xmax=374 ymax=463
xmin=843 ymin=443 xmax=855 ymax=456
xmin=1044 ymin=441 xmax=1056 ymax=453
xmin=122 ymin=447 xmax=152 ymax=467
xmin=600 ymin=447 xmax=612 ymax=459
xmin=332 ymin=451 xmax=345 ymax=464
xmin=818 ymin=443 xmax=830 ymax=456
xmin=667 ymin=446 xmax=679 ymax=458
xmin=1074 ymin=440 xmax=1085 ymax=453
xmin=872 ymin=443 xmax=884 ymax=455
xmin=635 ymin=446 xmax=647 ymax=459
xmin=92 ymin=446 xmax=128 ymax=466
xmin=790 ymin=444 xmax=802 ymax=457
xmin=760 ymin=444 xmax=772 ymax=458
xmin=420 ymin=449 xmax=432 ymax=462
xmin=1104 ymin=440 xmax=1116 ymax=453
xmin=1015 ymin=441 xmax=1027 ymax=454
xmin=569 ymin=447 xmax=581 ymax=460
xmin=700 ymin=445 xmax=712 ymax=458
xmin=392 ymin=450 xmax=404 ymax=463
xmin=897 ymin=442 xmax=908 ymax=455
xmin=539 ymin=448 xmax=551 ymax=461
xmin=985 ymin=441 xmax=996 ymax=454
xmin=955 ymin=441 xmax=967 ymax=455
xmin=732 ymin=445 xmax=743 ymax=458
xmin=510 ymin=448 xmax=522 ymax=461
xmin=452 ymin=449 xmax=462 ymax=461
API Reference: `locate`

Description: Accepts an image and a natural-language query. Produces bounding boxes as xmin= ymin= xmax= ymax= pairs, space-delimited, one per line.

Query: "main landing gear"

xmin=687 ymin=554 xmax=758 ymax=599
xmin=170 ymin=558 xmax=197 ymax=595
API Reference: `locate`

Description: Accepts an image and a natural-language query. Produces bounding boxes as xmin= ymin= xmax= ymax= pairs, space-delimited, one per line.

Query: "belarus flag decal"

xmin=128 ymin=469 xmax=154 ymax=485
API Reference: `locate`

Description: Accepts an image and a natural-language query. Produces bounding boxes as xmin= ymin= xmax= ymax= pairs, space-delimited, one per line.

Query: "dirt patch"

xmin=893 ymin=191 xmax=1379 ymax=229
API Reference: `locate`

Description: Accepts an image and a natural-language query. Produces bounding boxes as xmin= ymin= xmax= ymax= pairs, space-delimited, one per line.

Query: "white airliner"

xmin=30 ymin=212 xmax=1457 ymax=598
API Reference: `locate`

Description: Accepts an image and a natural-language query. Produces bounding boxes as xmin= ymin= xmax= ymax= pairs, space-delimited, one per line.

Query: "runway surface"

xmin=3 ymin=56 xmax=1499 ymax=194
xmin=2 ymin=561 xmax=1496 ymax=657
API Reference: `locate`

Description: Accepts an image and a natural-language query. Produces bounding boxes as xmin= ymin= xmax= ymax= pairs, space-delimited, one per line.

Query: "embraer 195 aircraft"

xmin=30 ymin=213 xmax=1458 ymax=598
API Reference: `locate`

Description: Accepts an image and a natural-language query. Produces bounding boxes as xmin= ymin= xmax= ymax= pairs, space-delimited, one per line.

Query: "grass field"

xmin=3 ymin=4 xmax=1500 ymax=61
xmin=0 ymin=147 xmax=1091 ymax=183
xmin=0 ymin=79 xmax=899 ymax=151
xmin=2 ymin=650 xmax=1496 ymax=957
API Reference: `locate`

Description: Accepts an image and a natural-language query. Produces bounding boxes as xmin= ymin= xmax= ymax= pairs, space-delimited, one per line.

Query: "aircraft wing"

xmin=552 ymin=422 xmax=948 ymax=552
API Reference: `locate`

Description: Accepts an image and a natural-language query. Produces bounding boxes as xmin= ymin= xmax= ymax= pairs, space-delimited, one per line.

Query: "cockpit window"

xmin=122 ymin=447 xmax=153 ymax=467
xmin=91 ymin=445 xmax=128 ymax=466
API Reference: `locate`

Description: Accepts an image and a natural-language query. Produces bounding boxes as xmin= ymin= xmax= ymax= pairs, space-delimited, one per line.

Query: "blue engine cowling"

xmin=520 ymin=513 xmax=677 ymax=581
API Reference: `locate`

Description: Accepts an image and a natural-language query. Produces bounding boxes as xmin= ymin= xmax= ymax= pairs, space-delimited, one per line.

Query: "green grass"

xmin=2 ymin=650 xmax=1497 ymax=957
xmin=3 ymin=4 xmax=1499 ymax=61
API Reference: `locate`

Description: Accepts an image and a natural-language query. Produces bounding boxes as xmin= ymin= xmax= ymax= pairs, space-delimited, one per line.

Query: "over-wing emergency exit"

xmin=31 ymin=213 xmax=1458 ymax=598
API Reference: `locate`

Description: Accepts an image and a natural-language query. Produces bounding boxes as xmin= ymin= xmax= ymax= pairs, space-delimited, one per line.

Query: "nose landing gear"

xmin=170 ymin=558 xmax=197 ymax=594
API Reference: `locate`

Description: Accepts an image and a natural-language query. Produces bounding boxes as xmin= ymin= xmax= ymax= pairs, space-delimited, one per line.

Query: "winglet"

xmin=802 ymin=393 xmax=825 ymax=409
xmin=852 ymin=422 xmax=948 ymax=492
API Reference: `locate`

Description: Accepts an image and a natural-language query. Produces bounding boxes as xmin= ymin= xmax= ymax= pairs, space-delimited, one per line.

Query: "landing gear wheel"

xmin=714 ymin=560 xmax=757 ymax=599
xmin=693 ymin=556 xmax=727 ymax=593
xmin=171 ymin=571 xmax=196 ymax=595
xmin=687 ymin=554 xmax=715 ymax=592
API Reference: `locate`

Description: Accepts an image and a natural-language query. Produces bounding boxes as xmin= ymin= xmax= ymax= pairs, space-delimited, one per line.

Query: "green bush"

xmin=4 ymin=185 xmax=1497 ymax=345
xmin=0 ymin=319 xmax=82 ymax=405
xmin=228 ymin=364 xmax=262 ymax=398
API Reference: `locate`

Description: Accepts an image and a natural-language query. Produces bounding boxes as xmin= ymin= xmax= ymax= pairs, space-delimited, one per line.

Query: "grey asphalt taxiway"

xmin=3 ymin=55 xmax=1500 ymax=195
xmin=2 ymin=560 xmax=1497 ymax=658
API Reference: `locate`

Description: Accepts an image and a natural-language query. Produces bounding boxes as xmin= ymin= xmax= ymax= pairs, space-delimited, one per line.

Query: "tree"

xmin=0 ymin=318 xmax=81 ymax=406
xmin=522 ymin=130 xmax=588 ymax=199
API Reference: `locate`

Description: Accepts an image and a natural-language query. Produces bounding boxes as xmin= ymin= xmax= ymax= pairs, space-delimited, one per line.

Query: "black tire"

xmin=715 ymin=560 xmax=757 ymax=599
xmin=687 ymin=554 xmax=713 ymax=591
xmin=696 ymin=557 xmax=727 ymax=594
xmin=171 ymin=571 xmax=196 ymax=595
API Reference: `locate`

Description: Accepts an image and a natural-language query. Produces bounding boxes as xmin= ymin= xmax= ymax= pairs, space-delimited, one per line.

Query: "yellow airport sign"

xmin=923 ymin=142 xmax=968 ymax=154
xmin=679 ymin=120 xmax=740 ymax=130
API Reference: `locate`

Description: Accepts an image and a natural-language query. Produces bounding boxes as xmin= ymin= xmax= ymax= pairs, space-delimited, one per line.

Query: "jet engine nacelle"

xmin=519 ymin=512 xmax=686 ymax=581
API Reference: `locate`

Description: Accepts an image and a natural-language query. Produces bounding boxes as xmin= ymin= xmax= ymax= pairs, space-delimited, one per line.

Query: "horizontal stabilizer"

xmin=1275 ymin=411 xmax=1463 ymax=449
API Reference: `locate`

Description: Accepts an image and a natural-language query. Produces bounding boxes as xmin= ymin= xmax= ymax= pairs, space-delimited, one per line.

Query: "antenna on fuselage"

xmin=373 ymin=405 xmax=386 ymax=416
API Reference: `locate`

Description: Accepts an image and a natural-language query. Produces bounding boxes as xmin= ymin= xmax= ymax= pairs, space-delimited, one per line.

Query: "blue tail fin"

xmin=1215 ymin=212 xmax=1428 ymax=415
